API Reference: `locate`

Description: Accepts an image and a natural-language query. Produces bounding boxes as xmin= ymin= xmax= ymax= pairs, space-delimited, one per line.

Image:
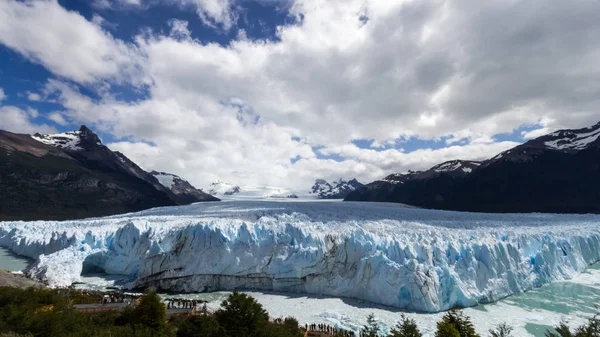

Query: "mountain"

xmin=310 ymin=178 xmax=364 ymax=199
xmin=207 ymin=181 xmax=241 ymax=196
xmin=150 ymin=171 xmax=218 ymax=203
xmin=0 ymin=125 xmax=211 ymax=221
xmin=346 ymin=122 xmax=600 ymax=213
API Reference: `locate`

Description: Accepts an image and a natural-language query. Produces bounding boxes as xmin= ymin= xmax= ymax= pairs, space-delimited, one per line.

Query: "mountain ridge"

xmin=345 ymin=121 xmax=600 ymax=213
xmin=310 ymin=178 xmax=364 ymax=199
xmin=150 ymin=171 xmax=218 ymax=203
xmin=0 ymin=125 xmax=216 ymax=221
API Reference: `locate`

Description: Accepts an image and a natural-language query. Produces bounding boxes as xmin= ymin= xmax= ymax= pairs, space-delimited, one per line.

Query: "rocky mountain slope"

xmin=310 ymin=178 xmax=364 ymax=199
xmin=150 ymin=171 xmax=218 ymax=203
xmin=0 ymin=126 xmax=215 ymax=221
xmin=346 ymin=122 xmax=600 ymax=213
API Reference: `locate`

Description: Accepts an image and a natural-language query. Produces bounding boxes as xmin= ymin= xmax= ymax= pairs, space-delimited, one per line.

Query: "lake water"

xmin=0 ymin=246 xmax=598 ymax=336
xmin=0 ymin=247 xmax=31 ymax=272
xmin=157 ymin=264 xmax=600 ymax=337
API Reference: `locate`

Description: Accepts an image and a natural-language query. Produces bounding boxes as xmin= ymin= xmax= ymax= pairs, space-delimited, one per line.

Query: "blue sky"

xmin=0 ymin=0 xmax=598 ymax=189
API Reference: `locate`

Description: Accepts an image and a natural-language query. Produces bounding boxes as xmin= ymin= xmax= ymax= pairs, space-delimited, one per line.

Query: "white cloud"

xmin=168 ymin=19 xmax=191 ymax=40
xmin=0 ymin=88 xmax=5 ymax=102
xmin=3 ymin=0 xmax=600 ymax=190
xmin=0 ymin=106 xmax=57 ymax=135
xmin=167 ymin=0 xmax=238 ymax=31
xmin=27 ymin=92 xmax=41 ymax=101
xmin=0 ymin=0 xmax=144 ymax=84
xmin=47 ymin=112 xmax=68 ymax=126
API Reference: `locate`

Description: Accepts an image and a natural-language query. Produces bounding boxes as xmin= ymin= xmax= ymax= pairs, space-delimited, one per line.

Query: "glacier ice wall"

xmin=1 ymin=201 xmax=600 ymax=312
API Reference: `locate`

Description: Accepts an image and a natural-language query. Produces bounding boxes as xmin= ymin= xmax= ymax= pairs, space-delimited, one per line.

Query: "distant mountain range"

xmin=207 ymin=181 xmax=300 ymax=199
xmin=346 ymin=121 xmax=600 ymax=213
xmin=208 ymin=181 xmax=242 ymax=196
xmin=310 ymin=178 xmax=364 ymax=199
xmin=150 ymin=171 xmax=218 ymax=204
xmin=0 ymin=125 xmax=217 ymax=221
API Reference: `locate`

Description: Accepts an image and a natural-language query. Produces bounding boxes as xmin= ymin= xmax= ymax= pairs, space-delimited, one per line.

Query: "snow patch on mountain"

xmin=544 ymin=127 xmax=600 ymax=151
xmin=1 ymin=201 xmax=600 ymax=312
xmin=31 ymin=131 xmax=84 ymax=151
xmin=432 ymin=160 xmax=481 ymax=173
xmin=153 ymin=172 xmax=176 ymax=189
xmin=208 ymin=181 xmax=241 ymax=196
xmin=310 ymin=179 xmax=364 ymax=199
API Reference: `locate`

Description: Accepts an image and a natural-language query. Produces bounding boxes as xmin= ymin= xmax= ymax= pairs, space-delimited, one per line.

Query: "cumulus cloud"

xmin=168 ymin=19 xmax=192 ymax=40
xmin=175 ymin=0 xmax=238 ymax=31
xmin=2 ymin=0 xmax=600 ymax=190
xmin=0 ymin=106 xmax=57 ymax=135
xmin=47 ymin=112 xmax=68 ymax=126
xmin=0 ymin=0 xmax=144 ymax=84
xmin=0 ymin=88 xmax=5 ymax=102
xmin=26 ymin=92 xmax=41 ymax=101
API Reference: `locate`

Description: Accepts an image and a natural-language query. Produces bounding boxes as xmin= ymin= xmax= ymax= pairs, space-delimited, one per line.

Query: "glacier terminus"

xmin=1 ymin=200 xmax=599 ymax=313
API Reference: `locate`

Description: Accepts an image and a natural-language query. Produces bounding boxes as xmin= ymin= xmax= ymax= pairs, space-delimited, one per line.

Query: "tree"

xmin=575 ymin=316 xmax=600 ymax=337
xmin=435 ymin=322 xmax=460 ymax=337
xmin=489 ymin=323 xmax=513 ymax=337
xmin=176 ymin=315 xmax=227 ymax=337
xmin=439 ymin=310 xmax=480 ymax=337
xmin=362 ymin=313 xmax=381 ymax=337
xmin=388 ymin=314 xmax=422 ymax=337
xmin=132 ymin=290 xmax=167 ymax=336
xmin=546 ymin=316 xmax=600 ymax=337
xmin=215 ymin=291 xmax=269 ymax=337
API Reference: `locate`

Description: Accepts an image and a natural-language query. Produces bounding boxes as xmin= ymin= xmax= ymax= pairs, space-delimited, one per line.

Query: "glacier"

xmin=1 ymin=200 xmax=600 ymax=312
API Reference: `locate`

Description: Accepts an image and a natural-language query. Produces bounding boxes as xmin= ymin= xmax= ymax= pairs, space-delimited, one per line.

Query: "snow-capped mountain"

xmin=32 ymin=130 xmax=86 ymax=151
xmin=208 ymin=181 xmax=241 ymax=196
xmin=0 ymin=125 xmax=179 ymax=220
xmin=347 ymin=121 xmax=600 ymax=213
xmin=310 ymin=178 xmax=364 ymax=199
xmin=486 ymin=121 xmax=600 ymax=165
xmin=4 ymin=201 xmax=600 ymax=312
xmin=382 ymin=160 xmax=481 ymax=184
xmin=207 ymin=182 xmax=301 ymax=199
xmin=150 ymin=171 xmax=218 ymax=203
xmin=0 ymin=125 xmax=218 ymax=220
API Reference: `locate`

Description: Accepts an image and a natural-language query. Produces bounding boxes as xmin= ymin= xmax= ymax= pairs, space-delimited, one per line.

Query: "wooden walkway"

xmin=73 ymin=303 xmax=195 ymax=317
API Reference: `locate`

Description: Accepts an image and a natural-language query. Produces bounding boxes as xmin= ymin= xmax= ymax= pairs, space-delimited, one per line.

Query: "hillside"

xmin=345 ymin=122 xmax=600 ymax=213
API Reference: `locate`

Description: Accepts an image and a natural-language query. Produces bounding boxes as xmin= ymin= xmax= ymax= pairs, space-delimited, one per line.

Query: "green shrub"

xmin=388 ymin=314 xmax=422 ymax=337
xmin=436 ymin=322 xmax=461 ymax=337
xmin=215 ymin=291 xmax=269 ymax=337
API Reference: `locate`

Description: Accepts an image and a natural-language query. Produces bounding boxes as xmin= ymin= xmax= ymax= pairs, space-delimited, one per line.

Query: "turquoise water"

xmin=0 ymin=247 xmax=31 ymax=271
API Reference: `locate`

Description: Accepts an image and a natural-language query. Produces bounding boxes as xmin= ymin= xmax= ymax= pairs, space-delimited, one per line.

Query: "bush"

xmin=388 ymin=314 xmax=422 ymax=337
xmin=489 ymin=323 xmax=513 ymax=337
xmin=361 ymin=313 xmax=381 ymax=337
xmin=132 ymin=290 xmax=167 ymax=336
xmin=175 ymin=315 xmax=226 ymax=337
xmin=436 ymin=322 xmax=461 ymax=337
xmin=546 ymin=316 xmax=600 ymax=337
xmin=438 ymin=310 xmax=480 ymax=337
xmin=215 ymin=291 xmax=269 ymax=337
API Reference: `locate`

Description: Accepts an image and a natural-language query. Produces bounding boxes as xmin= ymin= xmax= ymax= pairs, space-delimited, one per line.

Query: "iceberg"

xmin=1 ymin=201 xmax=600 ymax=312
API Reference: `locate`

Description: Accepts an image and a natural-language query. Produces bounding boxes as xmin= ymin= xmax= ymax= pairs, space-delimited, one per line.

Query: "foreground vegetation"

xmin=0 ymin=287 xmax=597 ymax=337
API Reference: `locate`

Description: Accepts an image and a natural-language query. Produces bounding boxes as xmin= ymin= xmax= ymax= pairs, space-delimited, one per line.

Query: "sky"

xmin=0 ymin=0 xmax=599 ymax=191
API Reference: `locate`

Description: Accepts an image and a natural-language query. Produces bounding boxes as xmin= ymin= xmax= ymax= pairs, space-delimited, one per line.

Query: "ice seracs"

xmin=1 ymin=201 xmax=600 ymax=312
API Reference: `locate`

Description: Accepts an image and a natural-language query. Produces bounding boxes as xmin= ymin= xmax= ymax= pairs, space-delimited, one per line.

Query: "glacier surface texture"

xmin=1 ymin=201 xmax=600 ymax=312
